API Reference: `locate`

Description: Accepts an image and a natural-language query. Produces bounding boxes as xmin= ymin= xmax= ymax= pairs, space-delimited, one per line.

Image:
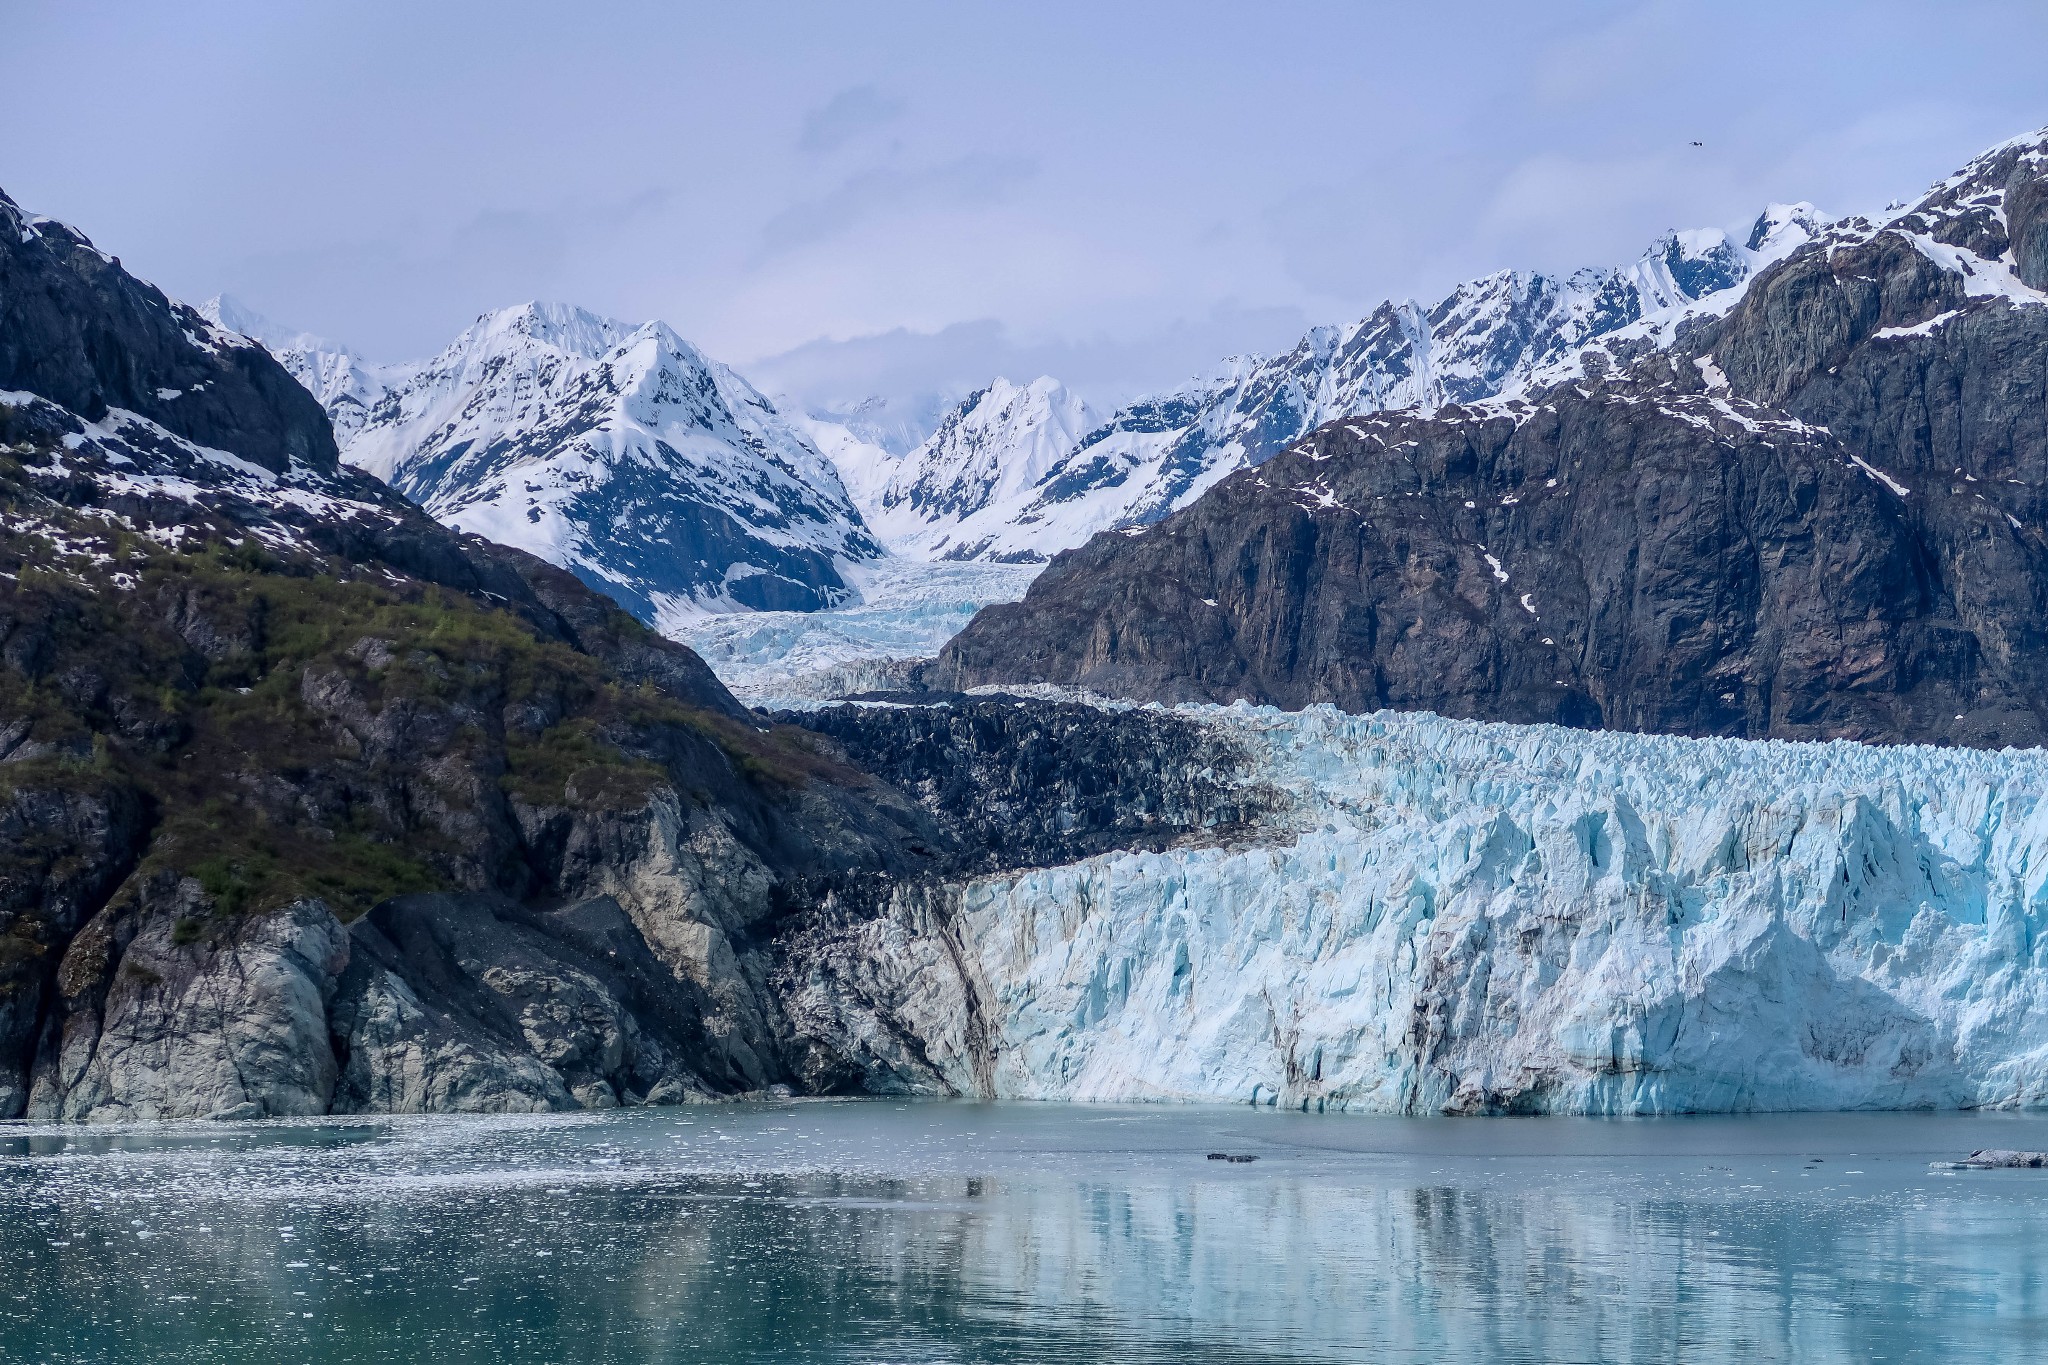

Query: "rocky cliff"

xmin=0 ymin=188 xmax=943 ymax=1120
xmin=2 ymin=196 xmax=335 ymax=475
xmin=935 ymin=129 xmax=2048 ymax=748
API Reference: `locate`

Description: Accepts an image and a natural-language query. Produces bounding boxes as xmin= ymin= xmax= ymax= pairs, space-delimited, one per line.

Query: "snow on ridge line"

xmin=874 ymin=202 xmax=1830 ymax=566
xmin=804 ymin=692 xmax=2048 ymax=1115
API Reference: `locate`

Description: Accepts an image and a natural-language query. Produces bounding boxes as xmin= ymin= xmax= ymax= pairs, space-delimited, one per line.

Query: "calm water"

xmin=3 ymin=1103 xmax=2048 ymax=1363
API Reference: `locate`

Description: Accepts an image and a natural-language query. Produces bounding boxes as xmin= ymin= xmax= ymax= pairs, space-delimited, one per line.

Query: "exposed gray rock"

xmin=28 ymin=884 xmax=348 ymax=1122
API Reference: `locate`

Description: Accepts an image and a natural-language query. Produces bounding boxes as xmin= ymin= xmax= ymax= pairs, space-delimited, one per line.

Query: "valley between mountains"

xmin=6 ymin=125 xmax=2048 ymax=1121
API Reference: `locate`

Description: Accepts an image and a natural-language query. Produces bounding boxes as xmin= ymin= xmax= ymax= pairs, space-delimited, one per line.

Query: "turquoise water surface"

xmin=4 ymin=1102 xmax=2048 ymax=1362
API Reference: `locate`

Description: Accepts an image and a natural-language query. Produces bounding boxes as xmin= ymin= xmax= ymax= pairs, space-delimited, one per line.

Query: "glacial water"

xmin=4 ymin=1104 xmax=2048 ymax=1363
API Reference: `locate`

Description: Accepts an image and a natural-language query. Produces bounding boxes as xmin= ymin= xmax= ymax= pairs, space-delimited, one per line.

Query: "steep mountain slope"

xmin=893 ymin=208 xmax=1823 ymax=563
xmin=0 ymin=187 xmax=950 ymax=1120
xmin=2 ymin=213 xmax=334 ymax=475
xmin=938 ymin=128 xmax=2048 ymax=748
xmin=788 ymin=410 xmax=904 ymax=513
xmin=789 ymin=391 xmax=952 ymax=515
xmin=214 ymin=301 xmax=884 ymax=624
xmin=198 ymin=295 xmax=393 ymax=447
xmin=862 ymin=377 xmax=1099 ymax=560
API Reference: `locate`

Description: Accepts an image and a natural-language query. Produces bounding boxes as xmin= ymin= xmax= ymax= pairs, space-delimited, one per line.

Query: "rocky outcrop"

xmin=0 ymin=778 xmax=149 ymax=1116
xmin=29 ymin=883 xmax=349 ymax=1122
xmin=936 ymin=130 xmax=2048 ymax=749
xmin=0 ymin=189 xmax=336 ymax=474
xmin=786 ymin=697 xmax=1285 ymax=871
xmin=332 ymin=891 xmax=732 ymax=1113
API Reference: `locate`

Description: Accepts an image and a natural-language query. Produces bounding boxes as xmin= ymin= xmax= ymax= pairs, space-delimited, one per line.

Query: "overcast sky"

xmin=6 ymin=1 xmax=2046 ymax=413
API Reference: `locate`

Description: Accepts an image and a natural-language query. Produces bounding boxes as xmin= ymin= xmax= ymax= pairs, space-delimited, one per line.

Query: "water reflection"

xmin=2 ymin=1105 xmax=2045 ymax=1363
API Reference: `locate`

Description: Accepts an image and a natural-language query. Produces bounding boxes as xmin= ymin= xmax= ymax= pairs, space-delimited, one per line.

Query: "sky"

xmin=6 ymin=1 xmax=2047 ymax=418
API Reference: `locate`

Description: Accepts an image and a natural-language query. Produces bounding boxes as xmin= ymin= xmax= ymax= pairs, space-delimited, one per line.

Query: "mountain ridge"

xmin=822 ymin=203 xmax=1826 ymax=565
xmin=935 ymin=126 xmax=2048 ymax=748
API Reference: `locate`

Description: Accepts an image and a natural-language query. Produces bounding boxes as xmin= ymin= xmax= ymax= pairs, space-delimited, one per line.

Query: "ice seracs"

xmin=794 ymin=698 xmax=2048 ymax=1115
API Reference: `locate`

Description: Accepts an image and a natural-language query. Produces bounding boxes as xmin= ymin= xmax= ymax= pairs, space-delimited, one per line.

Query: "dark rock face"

xmin=0 ymin=191 xmax=336 ymax=474
xmin=0 ymin=781 xmax=148 ymax=1115
xmin=937 ymin=133 xmax=2048 ymax=750
xmin=783 ymin=698 xmax=1285 ymax=874
xmin=331 ymin=892 xmax=759 ymax=1113
xmin=941 ymin=371 xmax=2046 ymax=746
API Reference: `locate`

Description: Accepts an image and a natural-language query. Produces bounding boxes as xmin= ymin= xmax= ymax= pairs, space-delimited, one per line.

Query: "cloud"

xmin=744 ymin=300 xmax=1314 ymax=418
xmin=215 ymin=187 xmax=672 ymax=360
xmin=798 ymin=85 xmax=905 ymax=155
xmin=757 ymin=154 xmax=1037 ymax=257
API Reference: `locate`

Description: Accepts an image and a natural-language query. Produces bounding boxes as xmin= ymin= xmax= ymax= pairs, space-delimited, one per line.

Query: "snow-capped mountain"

xmin=899 ymin=206 xmax=1826 ymax=562
xmin=199 ymin=296 xmax=393 ymax=447
xmin=788 ymin=410 xmax=904 ymax=513
xmin=218 ymin=301 xmax=884 ymax=624
xmin=864 ymin=377 xmax=1099 ymax=560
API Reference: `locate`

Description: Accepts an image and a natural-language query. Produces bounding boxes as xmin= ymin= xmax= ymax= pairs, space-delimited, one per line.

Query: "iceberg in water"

xmin=794 ymin=702 xmax=2048 ymax=1114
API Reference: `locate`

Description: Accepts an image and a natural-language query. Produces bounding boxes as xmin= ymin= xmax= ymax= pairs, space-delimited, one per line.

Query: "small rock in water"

xmin=1931 ymin=1149 xmax=2048 ymax=1170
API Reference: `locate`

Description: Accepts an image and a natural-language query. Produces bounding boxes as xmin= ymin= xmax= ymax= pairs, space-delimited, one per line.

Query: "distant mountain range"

xmin=210 ymin=203 xmax=1833 ymax=609
xmin=821 ymin=204 xmax=1826 ymax=563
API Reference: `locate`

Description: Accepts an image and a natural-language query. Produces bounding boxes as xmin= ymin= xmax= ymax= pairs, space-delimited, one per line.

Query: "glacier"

xmin=792 ymin=698 xmax=2048 ymax=1114
xmin=672 ymin=558 xmax=1041 ymax=704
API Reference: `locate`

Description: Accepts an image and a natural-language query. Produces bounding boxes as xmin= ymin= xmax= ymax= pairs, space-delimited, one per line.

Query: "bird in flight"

xmin=1691 ymin=140 xmax=1705 ymax=147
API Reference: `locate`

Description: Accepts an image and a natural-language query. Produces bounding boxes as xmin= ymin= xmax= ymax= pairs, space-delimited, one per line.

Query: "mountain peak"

xmin=1746 ymin=202 xmax=1827 ymax=256
xmin=0 ymin=190 xmax=335 ymax=473
xmin=254 ymin=298 xmax=880 ymax=621
xmin=863 ymin=374 xmax=1099 ymax=560
xmin=463 ymin=300 xmax=643 ymax=360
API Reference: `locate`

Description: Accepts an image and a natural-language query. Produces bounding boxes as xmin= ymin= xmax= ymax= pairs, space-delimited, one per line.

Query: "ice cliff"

xmin=790 ymin=699 xmax=2048 ymax=1114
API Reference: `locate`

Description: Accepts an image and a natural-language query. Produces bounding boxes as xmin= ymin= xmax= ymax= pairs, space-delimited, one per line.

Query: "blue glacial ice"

xmin=795 ymin=701 xmax=2048 ymax=1114
xmin=669 ymin=558 xmax=1041 ymax=705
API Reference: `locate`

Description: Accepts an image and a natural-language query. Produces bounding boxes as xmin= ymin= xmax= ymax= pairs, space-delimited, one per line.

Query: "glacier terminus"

xmin=790 ymin=698 xmax=2048 ymax=1116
